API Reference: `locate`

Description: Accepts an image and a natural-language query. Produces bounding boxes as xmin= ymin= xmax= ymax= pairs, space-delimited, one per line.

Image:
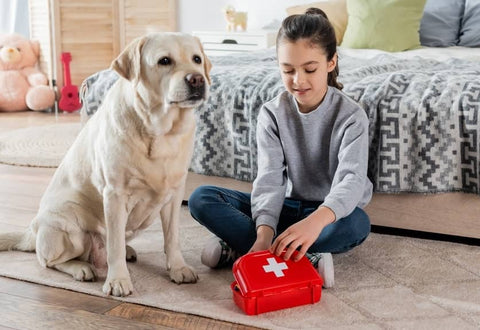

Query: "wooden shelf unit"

xmin=193 ymin=30 xmax=277 ymax=56
xmin=28 ymin=0 xmax=177 ymax=89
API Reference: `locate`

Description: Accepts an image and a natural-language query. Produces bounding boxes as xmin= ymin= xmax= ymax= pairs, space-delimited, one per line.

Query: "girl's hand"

xmin=270 ymin=206 xmax=335 ymax=261
xmin=249 ymin=225 xmax=274 ymax=253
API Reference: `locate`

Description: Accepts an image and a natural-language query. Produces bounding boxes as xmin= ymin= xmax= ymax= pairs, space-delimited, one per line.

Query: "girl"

xmin=188 ymin=8 xmax=372 ymax=288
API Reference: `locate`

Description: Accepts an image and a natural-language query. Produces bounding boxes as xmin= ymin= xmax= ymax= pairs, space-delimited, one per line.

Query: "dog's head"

xmin=223 ymin=5 xmax=236 ymax=18
xmin=111 ymin=32 xmax=211 ymax=111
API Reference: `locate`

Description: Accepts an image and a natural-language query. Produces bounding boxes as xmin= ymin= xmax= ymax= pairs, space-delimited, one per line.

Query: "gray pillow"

xmin=458 ymin=0 xmax=480 ymax=46
xmin=420 ymin=0 xmax=465 ymax=47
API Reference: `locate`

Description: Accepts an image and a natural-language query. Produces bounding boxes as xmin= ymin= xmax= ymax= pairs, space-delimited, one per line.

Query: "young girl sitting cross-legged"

xmin=188 ymin=7 xmax=373 ymax=288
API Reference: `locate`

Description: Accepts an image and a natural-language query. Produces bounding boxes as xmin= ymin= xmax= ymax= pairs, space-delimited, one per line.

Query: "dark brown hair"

xmin=276 ymin=7 xmax=343 ymax=90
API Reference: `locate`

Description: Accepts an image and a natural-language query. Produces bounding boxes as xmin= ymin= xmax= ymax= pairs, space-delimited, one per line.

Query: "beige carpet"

xmin=0 ymin=123 xmax=82 ymax=167
xmin=1 ymin=124 xmax=480 ymax=329
xmin=1 ymin=211 xmax=480 ymax=329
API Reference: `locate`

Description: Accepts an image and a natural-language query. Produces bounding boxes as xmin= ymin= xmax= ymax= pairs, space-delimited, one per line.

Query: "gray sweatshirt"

xmin=252 ymin=87 xmax=373 ymax=234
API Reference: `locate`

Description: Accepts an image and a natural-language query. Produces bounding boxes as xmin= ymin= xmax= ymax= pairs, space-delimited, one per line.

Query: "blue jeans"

xmin=188 ymin=185 xmax=371 ymax=256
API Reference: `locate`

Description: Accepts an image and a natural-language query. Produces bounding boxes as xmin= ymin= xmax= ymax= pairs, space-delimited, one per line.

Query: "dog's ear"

xmin=196 ymin=37 xmax=212 ymax=85
xmin=203 ymin=54 xmax=212 ymax=85
xmin=111 ymin=36 xmax=147 ymax=81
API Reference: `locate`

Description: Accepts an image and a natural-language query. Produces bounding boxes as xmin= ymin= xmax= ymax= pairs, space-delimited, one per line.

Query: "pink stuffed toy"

xmin=0 ymin=33 xmax=55 ymax=112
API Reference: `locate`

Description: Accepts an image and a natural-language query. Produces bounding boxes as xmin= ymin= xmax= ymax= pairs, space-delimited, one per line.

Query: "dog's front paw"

xmin=103 ymin=277 xmax=133 ymax=297
xmin=169 ymin=265 xmax=198 ymax=284
xmin=72 ymin=263 xmax=97 ymax=282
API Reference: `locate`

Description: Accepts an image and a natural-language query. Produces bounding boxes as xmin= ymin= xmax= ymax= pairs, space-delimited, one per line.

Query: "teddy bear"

xmin=0 ymin=33 xmax=55 ymax=112
xmin=223 ymin=5 xmax=248 ymax=32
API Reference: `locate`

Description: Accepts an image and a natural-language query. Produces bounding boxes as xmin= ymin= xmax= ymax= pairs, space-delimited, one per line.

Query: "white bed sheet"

xmin=339 ymin=46 xmax=480 ymax=62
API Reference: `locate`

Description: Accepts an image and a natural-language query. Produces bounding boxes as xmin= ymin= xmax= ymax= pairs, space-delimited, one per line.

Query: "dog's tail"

xmin=0 ymin=227 xmax=36 ymax=252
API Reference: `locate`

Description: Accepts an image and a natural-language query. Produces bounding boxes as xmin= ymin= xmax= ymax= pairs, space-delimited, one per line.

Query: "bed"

xmin=80 ymin=45 xmax=480 ymax=240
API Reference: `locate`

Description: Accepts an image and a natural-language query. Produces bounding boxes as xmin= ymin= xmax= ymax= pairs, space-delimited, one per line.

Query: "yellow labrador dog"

xmin=0 ymin=32 xmax=211 ymax=297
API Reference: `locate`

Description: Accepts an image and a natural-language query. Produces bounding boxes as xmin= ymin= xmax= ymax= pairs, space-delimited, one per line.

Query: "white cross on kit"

xmin=262 ymin=257 xmax=288 ymax=277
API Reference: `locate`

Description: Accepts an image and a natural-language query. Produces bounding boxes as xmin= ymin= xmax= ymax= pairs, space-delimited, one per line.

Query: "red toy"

xmin=231 ymin=250 xmax=323 ymax=315
xmin=59 ymin=52 xmax=81 ymax=112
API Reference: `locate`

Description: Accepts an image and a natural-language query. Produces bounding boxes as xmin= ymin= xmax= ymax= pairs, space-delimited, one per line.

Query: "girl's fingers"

xmin=272 ymin=232 xmax=313 ymax=261
xmin=283 ymin=239 xmax=302 ymax=260
xmin=270 ymin=233 xmax=283 ymax=252
xmin=271 ymin=232 xmax=292 ymax=256
xmin=294 ymin=244 xmax=309 ymax=261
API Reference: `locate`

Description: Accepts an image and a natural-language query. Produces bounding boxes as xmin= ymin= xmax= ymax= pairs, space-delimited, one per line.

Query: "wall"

xmin=178 ymin=0 xmax=318 ymax=33
xmin=2 ymin=1 xmax=318 ymax=36
xmin=0 ymin=0 xmax=30 ymax=36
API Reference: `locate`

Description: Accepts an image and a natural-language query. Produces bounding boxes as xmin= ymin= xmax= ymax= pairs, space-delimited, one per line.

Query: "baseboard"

xmin=371 ymin=225 xmax=480 ymax=246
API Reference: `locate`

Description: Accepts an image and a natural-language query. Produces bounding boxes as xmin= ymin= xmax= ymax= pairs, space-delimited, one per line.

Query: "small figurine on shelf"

xmin=223 ymin=5 xmax=247 ymax=32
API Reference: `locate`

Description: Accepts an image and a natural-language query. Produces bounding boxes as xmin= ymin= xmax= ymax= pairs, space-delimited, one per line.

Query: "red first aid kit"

xmin=231 ymin=250 xmax=323 ymax=315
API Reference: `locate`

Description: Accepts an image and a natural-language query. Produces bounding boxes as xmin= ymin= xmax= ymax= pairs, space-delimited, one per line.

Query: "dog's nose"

xmin=185 ymin=73 xmax=205 ymax=88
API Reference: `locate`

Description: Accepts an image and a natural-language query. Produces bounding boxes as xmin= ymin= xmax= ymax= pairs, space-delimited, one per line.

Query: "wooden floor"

xmin=0 ymin=111 xmax=258 ymax=330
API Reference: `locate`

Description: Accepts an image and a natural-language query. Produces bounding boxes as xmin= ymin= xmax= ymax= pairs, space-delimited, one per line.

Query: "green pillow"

xmin=341 ymin=0 xmax=427 ymax=52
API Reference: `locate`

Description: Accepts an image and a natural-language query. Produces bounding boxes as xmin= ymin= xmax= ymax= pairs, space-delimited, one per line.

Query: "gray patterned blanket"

xmin=80 ymin=49 xmax=480 ymax=195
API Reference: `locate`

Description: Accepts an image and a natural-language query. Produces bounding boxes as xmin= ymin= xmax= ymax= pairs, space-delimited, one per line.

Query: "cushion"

xmin=458 ymin=0 xmax=480 ymax=46
xmin=286 ymin=0 xmax=348 ymax=44
xmin=420 ymin=0 xmax=465 ymax=47
xmin=341 ymin=0 xmax=427 ymax=52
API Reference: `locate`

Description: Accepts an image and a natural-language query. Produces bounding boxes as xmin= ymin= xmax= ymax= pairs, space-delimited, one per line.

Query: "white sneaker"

xmin=201 ymin=237 xmax=239 ymax=268
xmin=306 ymin=252 xmax=335 ymax=288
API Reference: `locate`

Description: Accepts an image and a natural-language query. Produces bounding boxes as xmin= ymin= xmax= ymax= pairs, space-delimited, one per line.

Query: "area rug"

xmin=0 ymin=123 xmax=81 ymax=167
xmin=1 ymin=208 xmax=480 ymax=329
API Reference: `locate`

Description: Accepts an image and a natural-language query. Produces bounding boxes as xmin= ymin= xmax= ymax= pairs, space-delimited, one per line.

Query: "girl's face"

xmin=277 ymin=38 xmax=337 ymax=113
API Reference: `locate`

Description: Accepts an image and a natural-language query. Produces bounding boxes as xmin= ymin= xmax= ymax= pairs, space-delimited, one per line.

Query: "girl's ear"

xmin=327 ymin=53 xmax=337 ymax=73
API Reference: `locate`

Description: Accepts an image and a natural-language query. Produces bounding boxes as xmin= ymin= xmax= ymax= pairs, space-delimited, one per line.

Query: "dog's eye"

xmin=158 ymin=57 xmax=172 ymax=65
xmin=193 ymin=55 xmax=202 ymax=64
